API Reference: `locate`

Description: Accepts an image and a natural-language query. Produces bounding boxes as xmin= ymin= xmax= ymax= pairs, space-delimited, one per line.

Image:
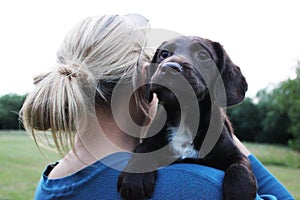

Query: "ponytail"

xmin=21 ymin=63 xmax=94 ymax=154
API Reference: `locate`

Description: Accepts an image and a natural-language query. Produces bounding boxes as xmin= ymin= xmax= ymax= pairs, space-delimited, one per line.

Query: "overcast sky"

xmin=0 ymin=0 xmax=299 ymax=97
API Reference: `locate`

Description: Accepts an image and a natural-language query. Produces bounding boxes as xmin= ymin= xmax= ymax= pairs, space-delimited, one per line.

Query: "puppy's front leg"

xmin=117 ymin=145 xmax=158 ymax=200
xmin=118 ymin=170 xmax=157 ymax=200
xmin=117 ymin=130 xmax=171 ymax=200
xmin=223 ymin=155 xmax=257 ymax=200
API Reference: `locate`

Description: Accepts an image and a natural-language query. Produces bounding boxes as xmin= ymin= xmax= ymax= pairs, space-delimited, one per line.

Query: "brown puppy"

xmin=118 ymin=36 xmax=257 ymax=200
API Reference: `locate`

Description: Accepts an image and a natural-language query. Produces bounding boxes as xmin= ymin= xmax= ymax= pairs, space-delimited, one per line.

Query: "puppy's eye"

xmin=159 ymin=50 xmax=171 ymax=59
xmin=197 ymin=50 xmax=210 ymax=61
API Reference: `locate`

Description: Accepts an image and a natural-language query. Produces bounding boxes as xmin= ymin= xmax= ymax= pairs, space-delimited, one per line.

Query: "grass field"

xmin=0 ymin=131 xmax=300 ymax=199
xmin=0 ymin=131 xmax=60 ymax=200
xmin=245 ymin=142 xmax=300 ymax=199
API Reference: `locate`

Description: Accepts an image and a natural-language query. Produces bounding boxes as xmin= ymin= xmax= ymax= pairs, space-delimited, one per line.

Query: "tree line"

xmin=228 ymin=62 xmax=300 ymax=151
xmin=0 ymin=93 xmax=25 ymax=130
xmin=0 ymin=63 xmax=299 ymax=150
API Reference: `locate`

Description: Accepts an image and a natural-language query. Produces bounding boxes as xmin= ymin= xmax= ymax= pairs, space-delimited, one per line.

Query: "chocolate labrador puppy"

xmin=117 ymin=36 xmax=257 ymax=200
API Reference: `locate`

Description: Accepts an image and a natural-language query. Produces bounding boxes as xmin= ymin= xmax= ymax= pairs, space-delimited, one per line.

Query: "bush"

xmin=0 ymin=94 xmax=26 ymax=129
xmin=227 ymin=98 xmax=262 ymax=142
xmin=289 ymin=139 xmax=300 ymax=152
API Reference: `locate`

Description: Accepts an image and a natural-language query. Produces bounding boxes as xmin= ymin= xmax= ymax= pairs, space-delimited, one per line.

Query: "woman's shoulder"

xmin=151 ymin=163 xmax=224 ymax=199
xmin=36 ymin=152 xmax=225 ymax=200
xmin=158 ymin=162 xmax=224 ymax=184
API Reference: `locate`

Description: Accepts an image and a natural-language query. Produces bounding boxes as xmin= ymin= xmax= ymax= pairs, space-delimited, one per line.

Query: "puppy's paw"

xmin=117 ymin=171 xmax=157 ymax=200
xmin=223 ymin=163 xmax=257 ymax=200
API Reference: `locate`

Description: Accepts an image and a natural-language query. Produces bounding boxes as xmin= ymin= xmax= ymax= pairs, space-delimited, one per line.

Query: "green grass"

xmin=266 ymin=166 xmax=300 ymax=199
xmin=0 ymin=130 xmax=60 ymax=200
xmin=0 ymin=131 xmax=299 ymax=199
xmin=245 ymin=142 xmax=300 ymax=168
xmin=245 ymin=142 xmax=300 ymax=199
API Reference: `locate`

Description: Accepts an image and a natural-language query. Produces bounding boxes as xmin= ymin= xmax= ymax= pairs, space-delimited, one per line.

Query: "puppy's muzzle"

xmin=160 ymin=62 xmax=182 ymax=74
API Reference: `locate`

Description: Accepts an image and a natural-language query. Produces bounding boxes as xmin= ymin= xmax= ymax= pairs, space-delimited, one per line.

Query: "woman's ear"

xmin=212 ymin=42 xmax=248 ymax=107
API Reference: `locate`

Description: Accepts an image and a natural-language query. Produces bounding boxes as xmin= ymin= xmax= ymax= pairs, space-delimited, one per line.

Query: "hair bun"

xmin=57 ymin=63 xmax=92 ymax=82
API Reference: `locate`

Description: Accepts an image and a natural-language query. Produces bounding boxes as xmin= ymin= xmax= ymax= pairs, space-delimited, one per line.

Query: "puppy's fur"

xmin=118 ymin=36 xmax=257 ymax=200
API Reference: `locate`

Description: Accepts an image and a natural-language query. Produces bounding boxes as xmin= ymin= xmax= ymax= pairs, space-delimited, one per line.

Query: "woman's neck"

xmin=48 ymin=110 xmax=139 ymax=179
xmin=74 ymin=110 xmax=139 ymax=163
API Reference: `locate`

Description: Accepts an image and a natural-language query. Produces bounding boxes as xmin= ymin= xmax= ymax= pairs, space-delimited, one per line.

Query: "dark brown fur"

xmin=118 ymin=36 xmax=257 ymax=200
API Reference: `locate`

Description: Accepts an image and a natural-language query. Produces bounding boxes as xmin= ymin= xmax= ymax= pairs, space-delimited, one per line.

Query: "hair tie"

xmin=58 ymin=63 xmax=92 ymax=82
xmin=58 ymin=63 xmax=80 ymax=80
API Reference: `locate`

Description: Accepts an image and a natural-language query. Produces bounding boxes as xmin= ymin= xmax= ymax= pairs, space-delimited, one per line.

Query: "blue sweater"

xmin=35 ymin=153 xmax=294 ymax=200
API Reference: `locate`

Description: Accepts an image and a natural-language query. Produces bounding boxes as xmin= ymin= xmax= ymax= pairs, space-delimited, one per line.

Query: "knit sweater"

xmin=35 ymin=152 xmax=294 ymax=200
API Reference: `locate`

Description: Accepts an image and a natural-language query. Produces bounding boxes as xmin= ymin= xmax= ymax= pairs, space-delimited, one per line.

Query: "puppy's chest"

xmin=167 ymin=126 xmax=199 ymax=159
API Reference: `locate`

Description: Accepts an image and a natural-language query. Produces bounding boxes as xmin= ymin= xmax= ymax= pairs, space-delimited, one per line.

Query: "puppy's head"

xmin=149 ymin=36 xmax=247 ymax=107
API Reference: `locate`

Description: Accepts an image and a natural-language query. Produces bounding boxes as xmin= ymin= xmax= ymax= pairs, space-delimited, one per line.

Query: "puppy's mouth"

xmin=150 ymin=84 xmax=175 ymax=103
xmin=149 ymin=61 xmax=209 ymax=104
xmin=149 ymin=66 xmax=191 ymax=105
xmin=150 ymin=61 xmax=194 ymax=92
xmin=150 ymin=61 xmax=185 ymax=87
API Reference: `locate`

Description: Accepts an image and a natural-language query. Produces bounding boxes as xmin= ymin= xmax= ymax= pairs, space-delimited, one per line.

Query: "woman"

xmin=21 ymin=14 xmax=294 ymax=200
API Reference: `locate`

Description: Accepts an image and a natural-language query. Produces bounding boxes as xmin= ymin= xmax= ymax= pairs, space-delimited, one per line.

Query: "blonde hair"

xmin=21 ymin=14 xmax=152 ymax=154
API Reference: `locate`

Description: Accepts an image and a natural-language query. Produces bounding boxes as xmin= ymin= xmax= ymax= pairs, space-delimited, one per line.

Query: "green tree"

xmin=256 ymin=88 xmax=292 ymax=144
xmin=227 ymin=97 xmax=262 ymax=142
xmin=273 ymin=63 xmax=300 ymax=150
xmin=0 ymin=94 xmax=26 ymax=129
xmin=254 ymin=62 xmax=300 ymax=149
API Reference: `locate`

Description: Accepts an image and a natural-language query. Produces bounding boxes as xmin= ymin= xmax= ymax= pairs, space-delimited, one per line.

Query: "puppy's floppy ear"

xmin=212 ymin=42 xmax=248 ymax=107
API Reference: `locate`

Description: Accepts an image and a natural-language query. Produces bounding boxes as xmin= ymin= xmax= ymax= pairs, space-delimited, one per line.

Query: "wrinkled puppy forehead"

xmin=158 ymin=36 xmax=216 ymax=59
xmin=159 ymin=36 xmax=197 ymax=52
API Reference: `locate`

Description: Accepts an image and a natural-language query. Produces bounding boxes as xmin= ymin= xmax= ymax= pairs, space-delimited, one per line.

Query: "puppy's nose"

xmin=161 ymin=62 xmax=182 ymax=73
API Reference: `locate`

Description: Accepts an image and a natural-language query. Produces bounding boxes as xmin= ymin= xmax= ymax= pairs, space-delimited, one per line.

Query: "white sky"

xmin=0 ymin=0 xmax=299 ymax=97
